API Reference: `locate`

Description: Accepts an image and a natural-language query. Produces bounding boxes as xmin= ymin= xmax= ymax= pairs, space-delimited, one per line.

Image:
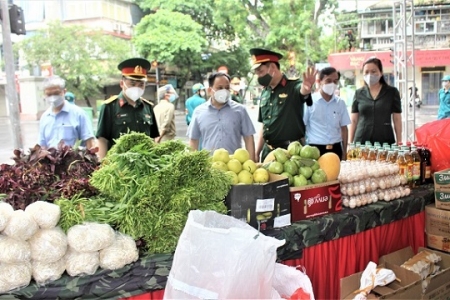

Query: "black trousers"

xmin=308 ymin=142 xmax=343 ymax=160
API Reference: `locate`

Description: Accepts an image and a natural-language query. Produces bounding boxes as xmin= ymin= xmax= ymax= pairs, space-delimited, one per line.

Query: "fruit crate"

xmin=224 ymin=173 xmax=291 ymax=231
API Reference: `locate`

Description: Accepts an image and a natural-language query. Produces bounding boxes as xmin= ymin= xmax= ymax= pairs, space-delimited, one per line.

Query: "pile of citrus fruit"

xmin=211 ymin=148 xmax=270 ymax=184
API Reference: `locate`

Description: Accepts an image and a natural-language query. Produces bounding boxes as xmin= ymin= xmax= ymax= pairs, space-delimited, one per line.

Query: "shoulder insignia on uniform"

xmin=103 ymin=95 xmax=118 ymax=104
xmin=140 ymin=97 xmax=154 ymax=106
xmin=287 ymin=77 xmax=300 ymax=81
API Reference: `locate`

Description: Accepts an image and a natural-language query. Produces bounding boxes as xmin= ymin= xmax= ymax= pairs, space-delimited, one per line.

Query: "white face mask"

xmin=364 ymin=74 xmax=381 ymax=86
xmin=124 ymin=83 xmax=144 ymax=101
xmin=443 ymin=82 xmax=449 ymax=89
xmin=212 ymin=89 xmax=230 ymax=104
xmin=199 ymin=90 xmax=205 ymax=97
xmin=46 ymin=95 xmax=64 ymax=108
xmin=322 ymin=83 xmax=337 ymax=96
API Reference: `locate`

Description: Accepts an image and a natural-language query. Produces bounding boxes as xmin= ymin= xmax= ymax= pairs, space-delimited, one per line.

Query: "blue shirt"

xmin=304 ymin=93 xmax=351 ymax=144
xmin=185 ymin=94 xmax=206 ymax=125
xmin=438 ymin=88 xmax=450 ymax=120
xmin=39 ymin=101 xmax=94 ymax=148
xmin=188 ymin=99 xmax=256 ymax=154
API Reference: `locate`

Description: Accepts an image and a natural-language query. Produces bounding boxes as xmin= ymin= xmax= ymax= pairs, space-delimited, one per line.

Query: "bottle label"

xmin=412 ymin=163 xmax=420 ymax=180
xmin=407 ymin=165 xmax=413 ymax=180
xmin=425 ymin=166 xmax=431 ymax=179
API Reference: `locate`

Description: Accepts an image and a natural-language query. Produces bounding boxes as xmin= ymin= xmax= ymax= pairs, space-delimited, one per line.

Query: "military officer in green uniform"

xmin=96 ymin=58 xmax=159 ymax=159
xmin=250 ymin=48 xmax=317 ymax=162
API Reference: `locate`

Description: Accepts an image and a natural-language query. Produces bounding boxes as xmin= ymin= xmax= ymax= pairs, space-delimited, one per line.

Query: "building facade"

xmin=328 ymin=0 xmax=450 ymax=105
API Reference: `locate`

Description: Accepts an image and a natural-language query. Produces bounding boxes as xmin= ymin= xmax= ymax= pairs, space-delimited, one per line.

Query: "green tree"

xmin=15 ymin=21 xmax=131 ymax=108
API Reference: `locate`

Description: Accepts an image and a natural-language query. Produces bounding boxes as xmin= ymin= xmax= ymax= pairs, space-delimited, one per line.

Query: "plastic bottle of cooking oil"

xmin=376 ymin=146 xmax=388 ymax=161
xmin=410 ymin=146 xmax=421 ymax=188
xmin=354 ymin=142 xmax=362 ymax=160
xmin=397 ymin=150 xmax=407 ymax=183
xmin=347 ymin=143 xmax=355 ymax=160
xmin=387 ymin=150 xmax=398 ymax=163
xmin=360 ymin=145 xmax=369 ymax=160
xmin=365 ymin=146 xmax=375 ymax=161
xmin=402 ymin=146 xmax=413 ymax=187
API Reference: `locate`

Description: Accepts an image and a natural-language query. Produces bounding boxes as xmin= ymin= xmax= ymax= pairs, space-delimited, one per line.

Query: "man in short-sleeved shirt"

xmin=304 ymin=67 xmax=351 ymax=160
xmin=188 ymin=72 xmax=256 ymax=160
xmin=39 ymin=76 xmax=95 ymax=149
xmin=250 ymin=48 xmax=316 ymax=162
xmin=96 ymin=58 xmax=159 ymax=159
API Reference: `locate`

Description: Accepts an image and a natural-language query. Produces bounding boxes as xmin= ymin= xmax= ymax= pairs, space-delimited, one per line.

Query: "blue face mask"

xmin=169 ymin=94 xmax=176 ymax=102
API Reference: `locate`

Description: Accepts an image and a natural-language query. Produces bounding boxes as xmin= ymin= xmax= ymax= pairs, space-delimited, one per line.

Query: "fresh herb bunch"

xmin=64 ymin=133 xmax=231 ymax=254
xmin=0 ymin=142 xmax=99 ymax=209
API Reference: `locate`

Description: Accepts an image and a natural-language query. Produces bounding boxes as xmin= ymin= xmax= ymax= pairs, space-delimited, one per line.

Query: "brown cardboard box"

xmin=425 ymin=204 xmax=450 ymax=237
xmin=290 ymin=181 xmax=341 ymax=222
xmin=434 ymin=169 xmax=450 ymax=190
xmin=426 ymin=232 xmax=450 ymax=254
xmin=434 ymin=188 xmax=450 ymax=211
xmin=379 ymin=246 xmax=450 ymax=299
xmin=340 ymin=262 xmax=422 ymax=299
xmin=225 ymin=173 xmax=291 ymax=231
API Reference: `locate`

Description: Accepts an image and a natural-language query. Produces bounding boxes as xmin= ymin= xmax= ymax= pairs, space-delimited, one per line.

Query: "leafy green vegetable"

xmin=59 ymin=133 xmax=231 ymax=254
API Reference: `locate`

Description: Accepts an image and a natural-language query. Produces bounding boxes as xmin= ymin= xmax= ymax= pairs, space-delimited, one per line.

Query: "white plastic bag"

xmin=0 ymin=261 xmax=32 ymax=293
xmin=0 ymin=202 xmax=14 ymax=232
xmin=272 ymin=263 xmax=315 ymax=300
xmin=3 ymin=210 xmax=38 ymax=241
xmin=25 ymin=201 xmax=61 ymax=229
xmin=65 ymin=248 xmax=99 ymax=277
xmin=99 ymin=232 xmax=139 ymax=270
xmin=32 ymin=258 xmax=66 ymax=285
xmin=29 ymin=227 xmax=68 ymax=263
xmin=164 ymin=210 xmax=285 ymax=300
xmin=67 ymin=222 xmax=115 ymax=252
xmin=0 ymin=235 xmax=31 ymax=263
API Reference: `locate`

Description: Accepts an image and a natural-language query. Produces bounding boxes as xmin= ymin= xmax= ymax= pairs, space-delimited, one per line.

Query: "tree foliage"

xmin=15 ymin=21 xmax=132 ymax=105
xmin=134 ymin=0 xmax=339 ymax=86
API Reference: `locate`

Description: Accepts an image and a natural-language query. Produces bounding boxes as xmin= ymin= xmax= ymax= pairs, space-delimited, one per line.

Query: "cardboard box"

xmin=379 ymin=246 xmax=450 ymax=299
xmin=434 ymin=189 xmax=450 ymax=211
xmin=225 ymin=173 xmax=291 ymax=231
xmin=290 ymin=181 xmax=342 ymax=222
xmin=425 ymin=204 xmax=450 ymax=237
xmin=426 ymin=232 xmax=450 ymax=254
xmin=434 ymin=169 xmax=450 ymax=190
xmin=340 ymin=262 xmax=422 ymax=299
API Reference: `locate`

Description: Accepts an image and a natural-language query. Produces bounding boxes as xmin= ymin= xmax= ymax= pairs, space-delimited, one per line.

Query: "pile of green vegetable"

xmin=56 ymin=133 xmax=231 ymax=254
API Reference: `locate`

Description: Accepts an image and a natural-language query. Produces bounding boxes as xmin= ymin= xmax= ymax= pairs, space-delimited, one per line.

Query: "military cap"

xmin=249 ymin=48 xmax=283 ymax=69
xmin=442 ymin=75 xmax=450 ymax=81
xmin=65 ymin=92 xmax=75 ymax=103
xmin=118 ymin=58 xmax=150 ymax=80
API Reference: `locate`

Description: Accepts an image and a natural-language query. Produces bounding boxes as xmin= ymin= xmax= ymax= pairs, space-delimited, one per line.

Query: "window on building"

xmin=64 ymin=0 xmax=102 ymax=20
xmin=421 ymin=72 xmax=442 ymax=105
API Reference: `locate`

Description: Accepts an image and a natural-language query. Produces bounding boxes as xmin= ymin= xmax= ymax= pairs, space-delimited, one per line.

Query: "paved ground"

xmin=0 ymin=103 xmax=438 ymax=165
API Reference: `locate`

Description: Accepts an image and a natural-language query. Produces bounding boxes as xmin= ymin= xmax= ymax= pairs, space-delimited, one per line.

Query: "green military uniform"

xmin=249 ymin=48 xmax=312 ymax=161
xmin=96 ymin=57 xmax=159 ymax=150
xmin=258 ymin=76 xmax=311 ymax=160
xmin=96 ymin=93 xmax=159 ymax=150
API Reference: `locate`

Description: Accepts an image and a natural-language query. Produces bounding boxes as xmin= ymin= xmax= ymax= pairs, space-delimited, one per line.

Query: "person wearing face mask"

xmin=437 ymin=75 xmax=450 ymax=120
xmin=249 ymin=48 xmax=317 ymax=162
xmin=185 ymin=83 xmax=206 ymax=126
xmin=230 ymin=76 xmax=243 ymax=104
xmin=154 ymin=84 xmax=177 ymax=142
xmin=188 ymin=72 xmax=256 ymax=161
xmin=303 ymin=67 xmax=351 ymax=160
xmin=96 ymin=58 xmax=159 ymax=159
xmin=39 ymin=76 xmax=95 ymax=149
xmin=349 ymin=57 xmax=402 ymax=146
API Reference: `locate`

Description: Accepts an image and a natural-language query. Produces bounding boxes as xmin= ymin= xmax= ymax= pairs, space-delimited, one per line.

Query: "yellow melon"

xmin=317 ymin=152 xmax=341 ymax=181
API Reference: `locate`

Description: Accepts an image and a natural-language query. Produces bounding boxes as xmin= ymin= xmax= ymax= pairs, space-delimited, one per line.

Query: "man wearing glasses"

xmin=96 ymin=58 xmax=160 ymax=159
xmin=250 ymin=48 xmax=317 ymax=162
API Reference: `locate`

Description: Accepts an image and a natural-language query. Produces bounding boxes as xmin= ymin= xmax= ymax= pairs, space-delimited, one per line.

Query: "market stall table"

xmin=1 ymin=184 xmax=434 ymax=300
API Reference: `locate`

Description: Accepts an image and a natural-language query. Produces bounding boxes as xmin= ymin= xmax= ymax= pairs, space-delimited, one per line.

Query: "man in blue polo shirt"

xmin=303 ymin=67 xmax=350 ymax=160
xmin=188 ymin=72 xmax=256 ymax=161
xmin=39 ymin=76 xmax=95 ymax=149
